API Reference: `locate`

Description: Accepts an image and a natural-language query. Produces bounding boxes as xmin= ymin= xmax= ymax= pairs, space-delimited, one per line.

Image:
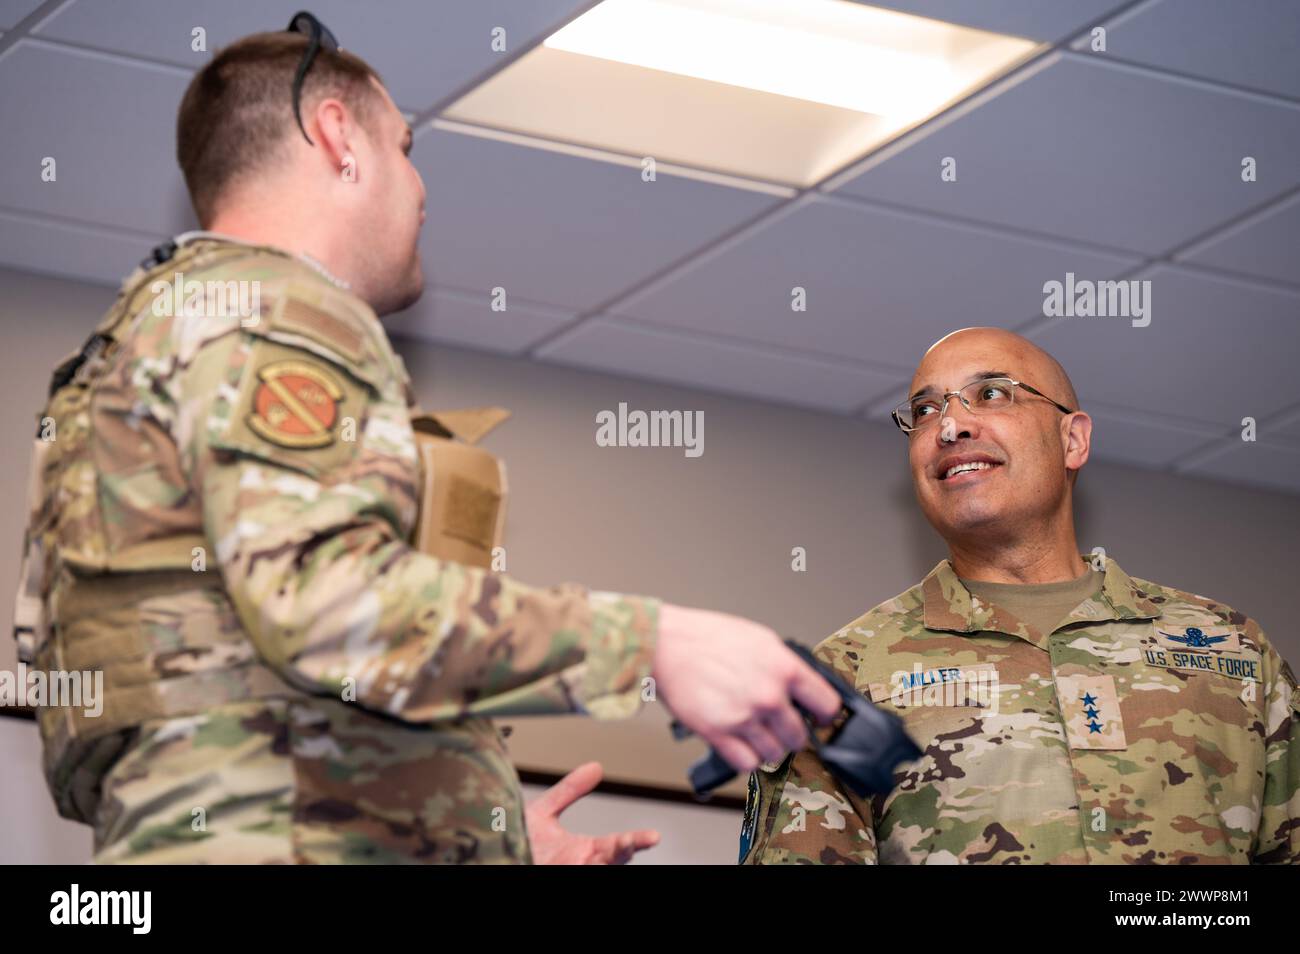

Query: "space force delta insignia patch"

xmin=248 ymin=360 xmax=344 ymax=448
xmin=1155 ymin=626 xmax=1242 ymax=652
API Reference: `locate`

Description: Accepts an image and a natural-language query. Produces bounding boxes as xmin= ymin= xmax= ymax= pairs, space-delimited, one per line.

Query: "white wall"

xmin=0 ymin=716 xmax=92 ymax=864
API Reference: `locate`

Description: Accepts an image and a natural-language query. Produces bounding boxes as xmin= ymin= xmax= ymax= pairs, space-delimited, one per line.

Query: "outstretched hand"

xmin=526 ymin=762 xmax=661 ymax=865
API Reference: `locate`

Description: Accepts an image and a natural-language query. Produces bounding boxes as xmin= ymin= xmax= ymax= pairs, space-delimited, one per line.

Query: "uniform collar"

xmin=172 ymin=230 xmax=351 ymax=289
xmin=921 ymin=554 xmax=1162 ymax=640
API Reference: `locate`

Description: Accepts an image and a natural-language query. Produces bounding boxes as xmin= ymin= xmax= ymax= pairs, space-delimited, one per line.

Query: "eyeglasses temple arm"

xmin=289 ymin=12 xmax=323 ymax=146
xmin=1017 ymin=381 xmax=1074 ymax=415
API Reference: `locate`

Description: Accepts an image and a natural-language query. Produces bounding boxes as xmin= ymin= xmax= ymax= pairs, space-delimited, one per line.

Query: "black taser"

xmin=675 ymin=641 xmax=923 ymax=798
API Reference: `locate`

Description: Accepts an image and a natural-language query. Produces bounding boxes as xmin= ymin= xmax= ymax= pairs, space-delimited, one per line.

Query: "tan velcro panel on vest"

xmin=410 ymin=408 xmax=510 ymax=570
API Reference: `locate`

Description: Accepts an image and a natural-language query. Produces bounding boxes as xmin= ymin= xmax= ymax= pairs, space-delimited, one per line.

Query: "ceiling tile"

xmin=0 ymin=209 xmax=151 ymax=286
xmin=0 ymin=40 xmax=197 ymax=236
xmin=1178 ymin=437 xmax=1300 ymax=496
xmin=850 ymin=0 xmax=1129 ymax=42
xmin=830 ymin=53 xmax=1300 ymax=255
xmin=0 ymin=0 xmax=40 ymax=30
xmin=1266 ymin=407 xmax=1300 ymax=443
xmin=386 ymin=285 xmax=573 ymax=356
xmin=536 ymin=319 xmax=898 ymax=413
xmin=1176 ymin=190 xmax=1300 ymax=287
xmin=1081 ymin=403 xmax=1224 ymax=469
xmin=1030 ymin=264 xmax=1300 ymax=432
xmin=414 ymin=125 xmax=784 ymax=313
xmin=1077 ymin=0 xmax=1300 ymax=99
xmin=33 ymin=0 xmax=593 ymax=112
xmin=609 ymin=194 xmax=1139 ymax=364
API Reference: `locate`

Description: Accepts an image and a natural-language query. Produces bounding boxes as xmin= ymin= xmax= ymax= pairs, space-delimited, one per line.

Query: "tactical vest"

xmin=12 ymin=238 xmax=509 ymax=823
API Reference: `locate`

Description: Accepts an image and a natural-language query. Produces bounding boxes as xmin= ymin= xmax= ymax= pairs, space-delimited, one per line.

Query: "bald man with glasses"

xmin=741 ymin=327 xmax=1300 ymax=865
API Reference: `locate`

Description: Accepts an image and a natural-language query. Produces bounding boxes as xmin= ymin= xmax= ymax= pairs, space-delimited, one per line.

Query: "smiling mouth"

xmin=940 ymin=461 xmax=1002 ymax=482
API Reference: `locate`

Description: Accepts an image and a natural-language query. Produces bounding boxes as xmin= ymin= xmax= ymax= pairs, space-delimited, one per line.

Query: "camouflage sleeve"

xmin=1253 ymin=624 xmax=1300 ymax=864
xmin=177 ymin=319 xmax=658 ymax=724
xmin=740 ymin=744 xmax=877 ymax=864
xmin=741 ymin=634 xmax=877 ymax=864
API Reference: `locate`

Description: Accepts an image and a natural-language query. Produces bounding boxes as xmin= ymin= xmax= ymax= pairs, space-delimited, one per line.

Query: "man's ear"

xmin=308 ymin=96 xmax=359 ymax=178
xmin=1063 ymin=410 xmax=1092 ymax=477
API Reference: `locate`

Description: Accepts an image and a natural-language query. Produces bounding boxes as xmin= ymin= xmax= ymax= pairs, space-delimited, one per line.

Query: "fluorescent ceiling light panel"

xmin=444 ymin=0 xmax=1039 ymax=187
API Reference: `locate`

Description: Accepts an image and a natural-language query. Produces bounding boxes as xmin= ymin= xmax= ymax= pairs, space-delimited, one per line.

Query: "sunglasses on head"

xmin=286 ymin=10 xmax=340 ymax=146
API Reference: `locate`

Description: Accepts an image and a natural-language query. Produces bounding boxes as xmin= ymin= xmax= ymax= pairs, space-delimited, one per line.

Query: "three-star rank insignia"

xmin=247 ymin=360 xmax=344 ymax=449
xmin=1056 ymin=674 xmax=1127 ymax=750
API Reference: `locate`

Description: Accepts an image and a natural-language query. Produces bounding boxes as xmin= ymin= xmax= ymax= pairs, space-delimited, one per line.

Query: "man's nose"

xmin=937 ymin=395 xmax=980 ymax=443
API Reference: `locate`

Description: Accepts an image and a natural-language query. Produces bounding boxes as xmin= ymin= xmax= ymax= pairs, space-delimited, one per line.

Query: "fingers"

xmin=628 ymin=829 xmax=660 ymax=851
xmin=529 ymin=761 xmax=603 ymax=817
xmin=710 ymin=734 xmax=761 ymax=775
xmin=786 ymin=655 xmax=842 ymax=725
xmin=762 ymin=701 xmax=810 ymax=753
xmin=709 ymin=701 xmax=808 ymax=774
xmin=738 ymin=718 xmax=787 ymax=766
xmin=619 ymin=829 xmax=660 ymax=860
xmin=598 ymin=830 xmax=660 ymax=865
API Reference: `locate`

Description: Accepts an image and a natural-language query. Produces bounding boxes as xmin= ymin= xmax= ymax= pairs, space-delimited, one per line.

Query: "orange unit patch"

xmin=247 ymin=360 xmax=344 ymax=448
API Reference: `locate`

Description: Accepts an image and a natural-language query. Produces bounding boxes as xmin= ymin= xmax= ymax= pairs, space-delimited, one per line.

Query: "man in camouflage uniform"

xmin=18 ymin=21 xmax=837 ymax=864
xmin=743 ymin=327 xmax=1299 ymax=864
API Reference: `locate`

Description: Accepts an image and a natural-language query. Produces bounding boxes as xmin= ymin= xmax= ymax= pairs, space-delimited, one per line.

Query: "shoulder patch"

xmin=248 ymin=359 xmax=344 ymax=449
xmin=213 ymin=339 xmax=369 ymax=478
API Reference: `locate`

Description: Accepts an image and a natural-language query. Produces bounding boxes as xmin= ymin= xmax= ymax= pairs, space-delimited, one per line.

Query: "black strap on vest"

xmin=46 ymin=237 xmax=183 ymax=400
xmin=46 ymin=333 xmax=110 ymax=400
xmin=139 ymin=237 xmax=178 ymax=270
